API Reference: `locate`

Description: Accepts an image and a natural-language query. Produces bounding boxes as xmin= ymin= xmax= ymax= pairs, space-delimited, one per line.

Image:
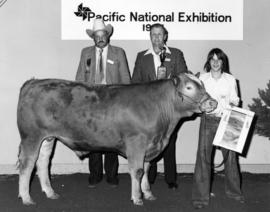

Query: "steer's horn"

xmin=171 ymin=76 xmax=180 ymax=86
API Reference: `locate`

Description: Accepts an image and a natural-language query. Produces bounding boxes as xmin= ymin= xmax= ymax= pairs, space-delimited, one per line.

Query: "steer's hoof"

xmin=47 ymin=192 xmax=60 ymax=200
xmin=132 ymin=198 xmax=144 ymax=206
xmin=144 ymin=194 xmax=157 ymax=201
xmin=20 ymin=196 xmax=36 ymax=205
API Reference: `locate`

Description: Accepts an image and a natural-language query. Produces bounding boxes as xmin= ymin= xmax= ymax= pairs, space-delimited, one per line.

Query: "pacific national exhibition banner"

xmin=61 ymin=0 xmax=243 ymax=40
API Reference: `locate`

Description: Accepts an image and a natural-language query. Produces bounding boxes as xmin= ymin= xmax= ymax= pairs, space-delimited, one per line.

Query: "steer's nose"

xmin=200 ymin=97 xmax=218 ymax=113
xmin=211 ymin=99 xmax=218 ymax=108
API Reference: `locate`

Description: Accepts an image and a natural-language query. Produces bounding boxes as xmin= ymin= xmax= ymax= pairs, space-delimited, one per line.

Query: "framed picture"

xmin=213 ymin=107 xmax=255 ymax=153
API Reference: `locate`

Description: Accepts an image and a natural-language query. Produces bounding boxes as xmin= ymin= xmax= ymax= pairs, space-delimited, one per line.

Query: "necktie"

xmin=95 ymin=48 xmax=104 ymax=84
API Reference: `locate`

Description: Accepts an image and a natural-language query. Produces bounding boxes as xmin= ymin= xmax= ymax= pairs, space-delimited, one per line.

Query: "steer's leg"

xmin=141 ymin=162 xmax=156 ymax=201
xmin=18 ymin=139 xmax=42 ymax=205
xmin=126 ymin=147 xmax=145 ymax=206
xmin=36 ymin=139 xmax=59 ymax=200
xmin=128 ymin=162 xmax=144 ymax=206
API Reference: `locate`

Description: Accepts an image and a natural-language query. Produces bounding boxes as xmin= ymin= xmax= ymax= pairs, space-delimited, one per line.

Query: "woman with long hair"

xmin=192 ymin=48 xmax=244 ymax=209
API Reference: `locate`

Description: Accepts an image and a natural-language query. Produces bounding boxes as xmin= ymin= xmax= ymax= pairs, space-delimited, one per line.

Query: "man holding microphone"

xmin=132 ymin=23 xmax=188 ymax=189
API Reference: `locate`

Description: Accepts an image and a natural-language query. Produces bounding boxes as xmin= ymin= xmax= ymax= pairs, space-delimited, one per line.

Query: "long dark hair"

xmin=204 ymin=48 xmax=230 ymax=74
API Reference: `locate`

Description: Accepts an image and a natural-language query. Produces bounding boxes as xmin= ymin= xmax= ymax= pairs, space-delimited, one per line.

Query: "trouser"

xmin=192 ymin=114 xmax=243 ymax=204
xmin=148 ymin=126 xmax=178 ymax=184
xmin=88 ymin=152 xmax=119 ymax=184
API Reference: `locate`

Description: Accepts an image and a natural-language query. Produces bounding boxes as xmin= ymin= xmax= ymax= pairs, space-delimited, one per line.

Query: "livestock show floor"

xmin=0 ymin=173 xmax=269 ymax=212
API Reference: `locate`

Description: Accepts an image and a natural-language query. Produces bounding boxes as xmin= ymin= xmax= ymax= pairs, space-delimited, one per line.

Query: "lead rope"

xmin=179 ymin=91 xmax=229 ymax=168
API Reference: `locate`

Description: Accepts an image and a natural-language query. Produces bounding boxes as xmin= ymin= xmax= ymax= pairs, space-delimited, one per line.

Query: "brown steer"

xmin=17 ymin=73 xmax=217 ymax=206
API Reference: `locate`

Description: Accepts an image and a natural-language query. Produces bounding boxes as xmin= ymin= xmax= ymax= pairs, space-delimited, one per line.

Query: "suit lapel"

xmin=106 ymin=45 xmax=113 ymax=84
xmin=164 ymin=53 xmax=172 ymax=77
xmin=143 ymin=54 xmax=157 ymax=80
xmin=88 ymin=47 xmax=96 ymax=84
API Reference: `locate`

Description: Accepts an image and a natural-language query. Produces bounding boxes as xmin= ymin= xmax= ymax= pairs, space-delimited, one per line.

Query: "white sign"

xmin=213 ymin=107 xmax=255 ymax=153
xmin=61 ymin=0 xmax=243 ymax=40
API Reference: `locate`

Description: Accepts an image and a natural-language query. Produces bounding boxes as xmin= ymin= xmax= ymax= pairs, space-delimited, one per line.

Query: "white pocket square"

xmin=165 ymin=58 xmax=171 ymax=62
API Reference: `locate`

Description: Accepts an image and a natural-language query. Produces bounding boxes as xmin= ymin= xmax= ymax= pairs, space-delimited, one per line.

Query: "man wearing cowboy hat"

xmin=76 ymin=18 xmax=131 ymax=188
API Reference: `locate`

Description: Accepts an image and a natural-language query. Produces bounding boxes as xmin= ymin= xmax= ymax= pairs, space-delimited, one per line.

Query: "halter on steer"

xmin=177 ymin=91 xmax=209 ymax=112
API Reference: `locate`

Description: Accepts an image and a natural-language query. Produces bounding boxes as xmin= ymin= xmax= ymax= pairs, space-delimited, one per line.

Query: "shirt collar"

xmin=95 ymin=45 xmax=108 ymax=54
xmin=144 ymin=45 xmax=171 ymax=56
xmin=208 ymin=72 xmax=225 ymax=81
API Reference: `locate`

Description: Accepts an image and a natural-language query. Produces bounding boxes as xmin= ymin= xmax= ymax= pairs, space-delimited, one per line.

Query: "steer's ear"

xmin=171 ymin=76 xmax=180 ymax=87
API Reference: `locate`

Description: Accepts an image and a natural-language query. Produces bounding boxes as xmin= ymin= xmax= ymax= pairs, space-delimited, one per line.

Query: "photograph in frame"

xmin=213 ymin=107 xmax=255 ymax=153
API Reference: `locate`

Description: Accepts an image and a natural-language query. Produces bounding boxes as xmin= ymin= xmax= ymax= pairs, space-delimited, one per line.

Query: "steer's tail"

xmin=16 ymin=143 xmax=22 ymax=171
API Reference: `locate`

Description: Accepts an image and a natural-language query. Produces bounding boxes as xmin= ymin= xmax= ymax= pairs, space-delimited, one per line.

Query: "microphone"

xmin=159 ymin=45 xmax=166 ymax=53
xmin=159 ymin=46 xmax=166 ymax=65
xmin=157 ymin=45 xmax=167 ymax=79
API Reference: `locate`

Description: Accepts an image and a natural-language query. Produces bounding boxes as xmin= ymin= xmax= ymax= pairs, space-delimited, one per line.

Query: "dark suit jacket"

xmin=76 ymin=45 xmax=131 ymax=85
xmin=132 ymin=47 xmax=188 ymax=83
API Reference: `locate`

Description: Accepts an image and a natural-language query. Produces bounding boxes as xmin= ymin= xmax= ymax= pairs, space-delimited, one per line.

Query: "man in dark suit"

xmin=76 ymin=18 xmax=131 ymax=188
xmin=132 ymin=23 xmax=188 ymax=189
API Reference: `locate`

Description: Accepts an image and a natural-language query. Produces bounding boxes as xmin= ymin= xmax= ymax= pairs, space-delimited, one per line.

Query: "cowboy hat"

xmin=86 ymin=18 xmax=113 ymax=38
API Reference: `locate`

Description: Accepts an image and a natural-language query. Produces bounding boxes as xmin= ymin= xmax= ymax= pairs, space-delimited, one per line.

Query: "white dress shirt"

xmin=200 ymin=72 xmax=240 ymax=117
xmin=95 ymin=46 xmax=108 ymax=84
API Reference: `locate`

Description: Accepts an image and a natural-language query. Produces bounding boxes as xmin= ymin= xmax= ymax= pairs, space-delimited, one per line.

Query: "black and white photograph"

xmin=0 ymin=0 xmax=270 ymax=211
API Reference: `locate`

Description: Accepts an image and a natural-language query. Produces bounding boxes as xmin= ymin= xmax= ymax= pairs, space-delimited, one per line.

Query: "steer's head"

xmin=172 ymin=73 xmax=217 ymax=114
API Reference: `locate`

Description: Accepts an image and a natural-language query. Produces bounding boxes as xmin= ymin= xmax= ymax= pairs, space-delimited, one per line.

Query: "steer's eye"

xmin=187 ymin=86 xmax=192 ymax=90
